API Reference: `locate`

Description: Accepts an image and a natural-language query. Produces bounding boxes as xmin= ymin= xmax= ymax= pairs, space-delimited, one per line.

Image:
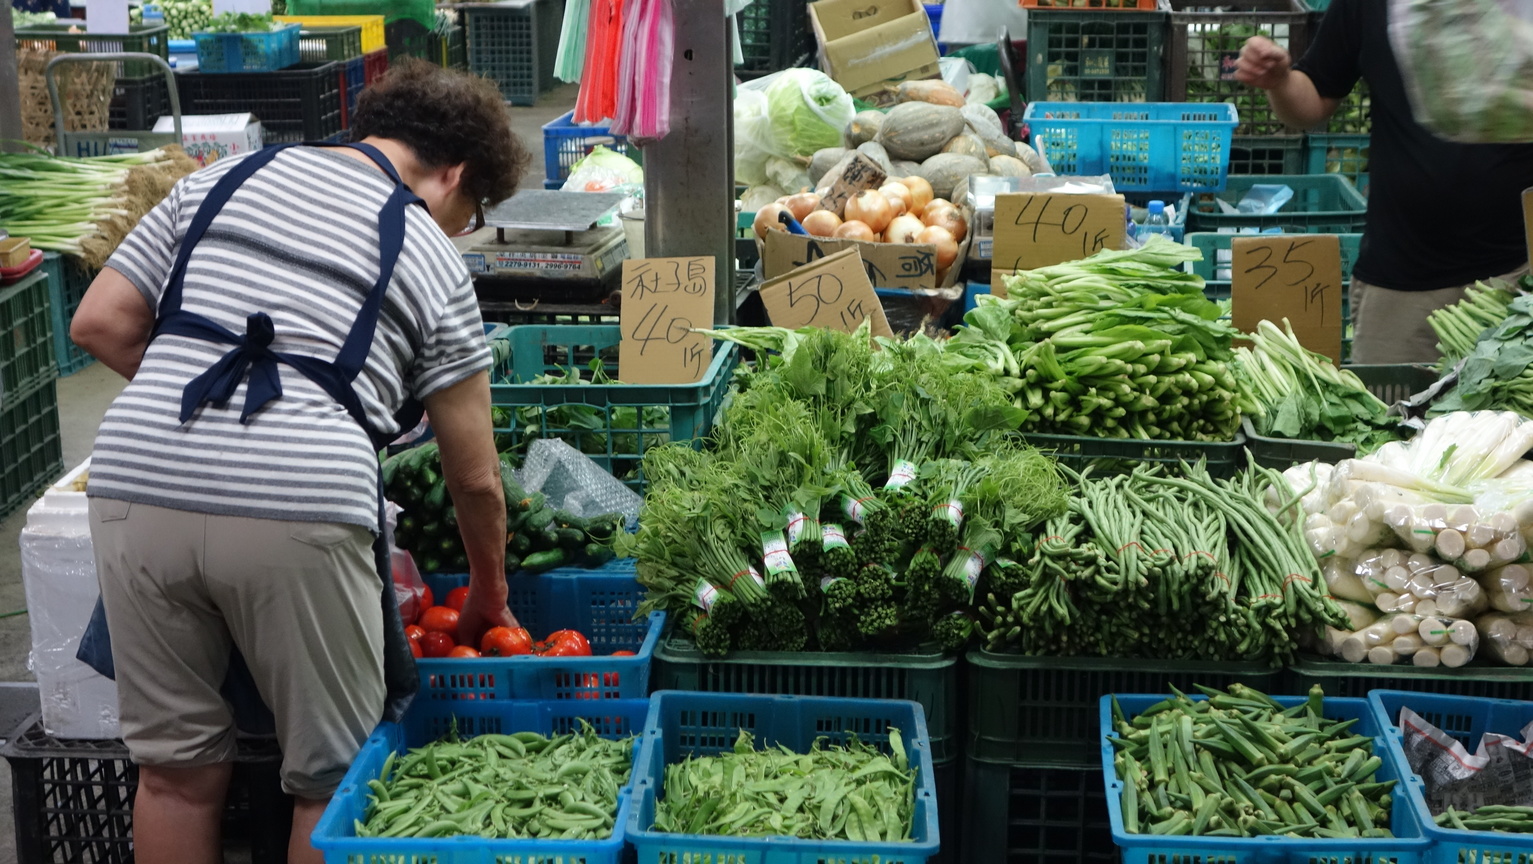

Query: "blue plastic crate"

xmin=312 ymin=699 xmax=649 ymax=864
xmin=193 ymin=23 xmax=301 ymax=73
xmin=540 ymin=111 xmax=635 ymax=189
xmin=628 ymin=692 xmax=942 ymax=864
xmin=1103 ymin=693 xmax=1429 ymax=864
xmin=1024 ymin=101 xmax=1239 ymax=193
xmin=1369 ymin=691 xmax=1533 ymax=864
xmin=340 ymin=53 xmax=364 ymax=125
xmin=415 ymin=561 xmax=661 ymax=701
xmin=924 ymin=3 xmax=947 ymax=54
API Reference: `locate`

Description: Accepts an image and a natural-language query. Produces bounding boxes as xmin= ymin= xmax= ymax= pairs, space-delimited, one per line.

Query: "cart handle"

xmin=45 ymin=52 xmax=183 ymax=150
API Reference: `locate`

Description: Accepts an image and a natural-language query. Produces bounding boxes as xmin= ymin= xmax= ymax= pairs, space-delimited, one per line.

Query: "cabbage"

xmin=761 ymin=69 xmax=853 ymax=158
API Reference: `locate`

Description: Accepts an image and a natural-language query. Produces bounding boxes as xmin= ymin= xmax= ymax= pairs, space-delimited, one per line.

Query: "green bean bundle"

xmin=1436 ymin=805 xmax=1533 ymax=834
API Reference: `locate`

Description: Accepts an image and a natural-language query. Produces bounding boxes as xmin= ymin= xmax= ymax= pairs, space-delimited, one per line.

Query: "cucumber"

xmin=524 ymin=508 xmax=555 ymax=530
xmin=552 ymin=510 xmax=589 ymax=531
xmin=521 ymin=548 xmax=569 ymax=573
xmin=510 ymin=532 xmax=532 ymax=554
xmin=504 ymin=552 xmax=521 ymax=573
xmin=555 ymin=527 xmax=584 ymax=547
xmin=582 ymin=543 xmax=615 ymax=565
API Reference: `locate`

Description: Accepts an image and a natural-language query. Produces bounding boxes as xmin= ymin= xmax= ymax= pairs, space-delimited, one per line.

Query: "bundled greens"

xmin=130 ymin=0 xmax=213 ymax=39
xmin=1430 ymin=294 xmax=1533 ymax=419
xmin=949 ymin=237 xmax=1251 ymax=442
xmin=1429 ymin=279 xmax=1522 ymax=372
xmin=202 ymin=11 xmax=277 ymax=32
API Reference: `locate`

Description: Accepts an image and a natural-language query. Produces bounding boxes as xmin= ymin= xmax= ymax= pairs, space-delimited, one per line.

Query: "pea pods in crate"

xmin=627 ymin=692 xmax=942 ymax=864
xmin=1102 ymin=693 xmax=1429 ymax=864
xmin=311 ymin=698 xmax=650 ymax=864
xmin=415 ymin=562 xmax=662 ymax=701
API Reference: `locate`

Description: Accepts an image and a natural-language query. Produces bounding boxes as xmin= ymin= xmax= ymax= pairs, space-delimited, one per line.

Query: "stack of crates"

xmin=14 ymin=22 xmax=172 ymax=133
xmin=1023 ymin=0 xmax=1171 ymax=105
xmin=293 ymin=25 xmax=367 ymax=127
xmin=464 ymin=0 xmax=562 ymax=106
xmin=0 ymin=268 xmax=63 ymax=521
xmin=735 ymin=0 xmax=812 ymax=78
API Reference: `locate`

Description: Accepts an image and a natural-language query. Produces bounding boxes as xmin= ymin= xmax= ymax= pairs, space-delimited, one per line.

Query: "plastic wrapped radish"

xmin=1271 ymin=462 xmax=1336 ymax=520
xmin=1483 ymin=563 xmax=1533 ymax=613
xmin=1474 ymin=611 xmax=1533 ymax=666
xmin=1323 ymin=556 xmax=1372 ymax=604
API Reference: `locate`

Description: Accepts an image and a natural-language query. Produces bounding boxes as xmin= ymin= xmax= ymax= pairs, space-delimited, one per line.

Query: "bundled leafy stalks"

xmin=1429 ymin=280 xmax=1520 ymax=372
xmin=1238 ymin=319 xmax=1402 ymax=452
xmin=976 ymin=463 xmax=1347 ymax=664
xmin=652 ymin=729 xmax=917 ymax=842
xmin=949 ymin=236 xmax=1252 ymax=442
xmin=1430 ymin=295 xmax=1533 ymax=419
xmin=1109 ymin=684 xmax=1396 ymax=839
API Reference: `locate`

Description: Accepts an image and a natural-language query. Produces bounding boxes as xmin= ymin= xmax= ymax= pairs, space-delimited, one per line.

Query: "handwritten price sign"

xmin=992 ymin=192 xmax=1126 ymax=276
xmin=618 ymin=257 xmax=715 ymax=384
xmin=1232 ymin=235 xmax=1343 ymax=364
xmin=759 ymin=247 xmax=892 ymax=337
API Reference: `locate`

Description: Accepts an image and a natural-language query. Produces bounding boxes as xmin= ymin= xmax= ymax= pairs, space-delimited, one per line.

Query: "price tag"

xmin=992 ymin=192 xmax=1126 ymax=276
xmin=818 ymin=152 xmax=888 ymax=218
xmin=1232 ymin=235 xmax=1344 ymax=364
xmin=758 ymin=247 xmax=893 ymax=337
xmin=618 ymin=257 xmax=715 ymax=384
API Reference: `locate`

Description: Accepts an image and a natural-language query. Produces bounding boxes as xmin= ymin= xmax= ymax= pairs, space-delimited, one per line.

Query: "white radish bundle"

xmin=1382 ymin=503 xmax=1525 ymax=571
xmin=1484 ymin=563 xmax=1533 ymax=613
xmin=1474 ymin=611 xmax=1533 ymax=666
xmin=1335 ymin=612 xmax=1478 ymax=666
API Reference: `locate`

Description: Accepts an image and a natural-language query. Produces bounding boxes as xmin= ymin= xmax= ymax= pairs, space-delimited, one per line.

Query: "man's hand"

xmin=1236 ymin=36 xmax=1292 ymax=90
xmin=457 ymin=583 xmax=519 ymax=649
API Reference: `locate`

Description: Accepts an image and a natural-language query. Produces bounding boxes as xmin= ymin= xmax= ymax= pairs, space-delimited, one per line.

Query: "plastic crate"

xmin=193 ymin=23 xmax=302 ymax=73
xmin=1243 ymin=364 xmax=1437 ymax=468
xmin=961 ymin=760 xmax=1118 ymax=864
xmin=1230 ymin=133 xmax=1306 ymax=174
xmin=361 ymin=46 xmax=389 ymax=85
xmin=966 ymin=651 xmax=1281 ymax=767
xmin=275 ymin=14 xmax=386 ymax=53
xmin=736 ymin=0 xmax=812 ymax=78
xmin=296 ymin=24 xmax=363 ymax=62
xmin=488 ymin=325 xmax=739 ymax=492
xmin=465 ymin=0 xmax=560 ymax=106
xmin=1123 ymin=190 xmax=1192 ymax=242
xmin=652 ymin=635 xmax=961 ymax=763
xmin=1168 ymin=0 xmax=1313 ymax=136
xmin=38 ymin=253 xmax=95 ymax=377
xmin=541 ymin=111 xmax=636 ymax=188
xmin=384 ymin=18 xmax=433 ymax=62
xmin=427 ymin=25 xmax=466 ymax=68
xmin=338 ymin=54 xmax=364 ymax=127
xmin=1024 ymin=102 xmax=1239 ymax=193
xmin=1305 ymin=0 xmax=1332 ymax=8
xmin=285 ymin=0 xmax=437 ymax=29
xmin=1307 ymin=132 xmax=1371 ymax=195
xmin=176 ymin=61 xmax=344 ymax=144
xmin=1186 ymin=174 xmax=1368 ymax=233
xmin=413 ymin=563 xmax=662 ymax=701
xmin=1018 ymin=429 xmax=1246 ymax=480
xmin=1291 ymin=657 xmax=1533 ymax=702
xmin=1025 ymin=6 xmax=1169 ymax=104
xmin=14 ymin=22 xmax=170 ymax=78
xmin=1106 ymin=693 xmax=1428 ymax=863
xmin=312 ymin=699 xmax=649 ymax=864
xmin=0 ymin=269 xmax=58 ymax=403
xmin=0 ymin=379 xmax=63 ymax=522
xmin=627 ymin=692 xmax=942 ymax=864
xmin=1369 ymin=691 xmax=1533 ymax=864
xmin=108 ymin=71 xmax=172 ymax=130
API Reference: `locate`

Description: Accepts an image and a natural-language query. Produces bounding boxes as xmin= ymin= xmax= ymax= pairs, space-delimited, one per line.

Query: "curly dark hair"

xmin=350 ymin=59 xmax=530 ymax=207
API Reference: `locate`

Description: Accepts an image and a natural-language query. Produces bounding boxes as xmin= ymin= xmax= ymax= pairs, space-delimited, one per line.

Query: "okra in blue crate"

xmin=311 ymin=698 xmax=649 ymax=862
xmin=1370 ymin=690 xmax=1533 ymax=864
xmin=627 ymin=692 xmax=942 ymax=864
xmin=1103 ymin=683 xmax=1429 ymax=864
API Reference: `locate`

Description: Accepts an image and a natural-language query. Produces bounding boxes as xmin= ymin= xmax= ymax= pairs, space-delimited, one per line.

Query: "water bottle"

xmin=1142 ymin=200 xmax=1171 ymax=238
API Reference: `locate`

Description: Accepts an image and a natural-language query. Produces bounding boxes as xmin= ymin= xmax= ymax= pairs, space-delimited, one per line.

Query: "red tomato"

xmin=447 ymin=645 xmax=481 ymax=659
xmin=419 ymin=584 xmax=434 ymax=611
xmin=404 ymin=625 xmax=426 ymax=644
xmin=540 ymin=630 xmax=592 ymax=657
xmin=480 ymin=626 xmax=533 ymax=657
xmin=418 ymin=606 xmax=460 ymax=635
xmin=420 ymin=631 xmax=455 ymax=658
xmin=444 ymin=586 xmax=471 ymax=612
xmin=409 ymin=640 xmax=424 ymax=659
xmin=610 ymin=650 xmax=635 ymax=656
xmin=575 ymin=672 xmax=602 ymax=699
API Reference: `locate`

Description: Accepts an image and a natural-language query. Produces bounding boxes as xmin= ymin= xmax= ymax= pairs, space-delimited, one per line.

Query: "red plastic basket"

xmin=361 ymin=47 xmax=388 ymax=84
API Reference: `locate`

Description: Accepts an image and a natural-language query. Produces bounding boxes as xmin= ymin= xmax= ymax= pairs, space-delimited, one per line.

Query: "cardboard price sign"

xmin=819 ymin=152 xmax=887 ymax=218
xmin=762 ymin=230 xmax=949 ymax=293
xmin=1232 ymin=235 xmax=1343 ymax=363
xmin=758 ymin=247 xmax=893 ymax=337
xmin=618 ymin=257 xmax=715 ymax=384
xmin=992 ymin=192 xmax=1125 ymax=277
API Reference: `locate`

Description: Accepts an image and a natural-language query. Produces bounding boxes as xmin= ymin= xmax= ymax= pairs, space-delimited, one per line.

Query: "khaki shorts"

xmin=1351 ymin=265 xmax=1529 ymax=364
xmin=88 ymin=498 xmax=385 ymax=798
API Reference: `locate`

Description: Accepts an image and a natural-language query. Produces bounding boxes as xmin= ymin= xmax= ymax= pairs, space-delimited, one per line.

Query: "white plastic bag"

xmin=733 ymin=68 xmax=854 ymax=186
xmin=1389 ymin=0 xmax=1533 ymax=143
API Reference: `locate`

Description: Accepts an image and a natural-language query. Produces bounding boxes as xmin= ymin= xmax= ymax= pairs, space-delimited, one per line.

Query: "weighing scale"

xmin=454 ymin=189 xmax=629 ymax=306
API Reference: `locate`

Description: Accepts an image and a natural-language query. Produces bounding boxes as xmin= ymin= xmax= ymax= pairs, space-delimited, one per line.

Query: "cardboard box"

xmin=0 ymin=237 xmax=32 ymax=269
xmin=810 ymin=0 xmax=942 ymax=103
xmin=758 ymin=206 xmax=972 ymax=297
xmin=154 ymin=113 xmax=263 ymax=167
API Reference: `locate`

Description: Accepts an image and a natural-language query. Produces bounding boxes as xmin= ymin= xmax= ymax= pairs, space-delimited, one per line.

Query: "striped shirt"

xmin=89 ymin=146 xmax=489 ymax=530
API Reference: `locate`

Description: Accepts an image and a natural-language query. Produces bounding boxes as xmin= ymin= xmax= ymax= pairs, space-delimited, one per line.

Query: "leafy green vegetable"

xmin=1430 ymin=293 xmax=1533 ymax=420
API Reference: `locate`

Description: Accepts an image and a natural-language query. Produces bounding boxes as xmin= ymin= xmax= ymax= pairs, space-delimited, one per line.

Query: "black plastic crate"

xmin=962 ymin=760 xmax=1120 ymax=864
xmin=176 ymin=61 xmax=343 ymax=144
xmin=297 ymin=24 xmax=363 ymax=63
xmin=108 ymin=73 xmax=172 ymax=130
xmin=737 ymin=0 xmax=812 ymax=78
xmin=384 ymin=18 xmax=432 ymax=62
xmin=1168 ymin=0 xmax=1312 ymax=135
xmin=465 ymin=0 xmax=561 ymax=105
xmin=1026 ymin=7 xmax=1170 ymax=104
xmin=1228 ymin=133 xmax=1305 ymax=174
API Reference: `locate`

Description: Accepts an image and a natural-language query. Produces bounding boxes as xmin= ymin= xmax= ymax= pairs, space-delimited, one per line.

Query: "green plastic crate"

xmin=1243 ymin=364 xmax=1437 ymax=468
xmin=1167 ymin=0 xmax=1312 ymax=136
xmin=0 ymin=270 xmax=57 ymax=404
xmin=961 ymin=760 xmax=1118 ymax=864
xmin=965 ymin=650 xmax=1283 ymax=767
xmin=488 ymin=325 xmax=737 ymax=492
xmin=37 ymin=254 xmax=96 ymax=377
xmin=296 ymin=25 xmax=362 ymax=62
xmin=15 ymin=22 xmax=170 ymax=78
xmin=0 ymin=378 xmax=63 ymax=522
xmin=1020 ymin=430 xmax=1246 ymax=479
xmin=1306 ymin=132 xmax=1371 ymax=195
xmin=1026 ymin=6 xmax=1170 ymax=104
xmin=1186 ymin=174 xmax=1367 ymax=233
xmin=464 ymin=0 xmax=559 ymax=106
xmin=1228 ymin=134 xmax=1305 ymax=175
xmin=1290 ymin=657 xmax=1533 ymax=701
xmin=651 ymin=635 xmax=962 ymax=763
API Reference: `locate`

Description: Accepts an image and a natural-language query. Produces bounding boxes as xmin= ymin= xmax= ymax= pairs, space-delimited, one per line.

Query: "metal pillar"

xmin=1 ymin=10 xmax=24 ymax=152
xmin=641 ymin=0 xmax=735 ymax=325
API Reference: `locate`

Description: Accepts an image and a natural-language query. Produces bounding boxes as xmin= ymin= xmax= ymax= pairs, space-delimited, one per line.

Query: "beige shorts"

xmin=88 ymin=498 xmax=385 ymax=798
xmin=1351 ymin=265 xmax=1529 ymax=364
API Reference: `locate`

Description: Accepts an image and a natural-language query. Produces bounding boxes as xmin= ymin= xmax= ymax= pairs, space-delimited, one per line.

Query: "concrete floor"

xmin=0 ymin=84 xmax=579 ymax=864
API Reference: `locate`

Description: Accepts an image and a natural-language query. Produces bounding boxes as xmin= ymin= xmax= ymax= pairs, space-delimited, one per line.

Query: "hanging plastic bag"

xmin=611 ymin=0 xmax=674 ymax=138
xmin=555 ymin=0 xmax=591 ymax=83
xmin=1388 ymin=0 xmax=1533 ymax=143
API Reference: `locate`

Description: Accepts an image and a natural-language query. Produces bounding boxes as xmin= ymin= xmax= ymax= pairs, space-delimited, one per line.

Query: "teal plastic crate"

xmin=38 ymin=254 xmax=95 ymax=376
xmin=14 ymin=22 xmax=170 ymax=78
xmin=489 ymin=325 xmax=739 ymax=492
xmin=1307 ymin=132 xmax=1371 ymax=195
xmin=193 ymin=23 xmax=301 ymax=73
xmin=1024 ymin=101 xmax=1238 ymax=193
xmin=295 ymin=24 xmax=362 ymax=61
xmin=1186 ymin=174 xmax=1368 ymax=233
xmin=1229 ymin=134 xmax=1306 ymax=175
xmin=312 ymin=699 xmax=650 ymax=864
xmin=0 ymin=270 xmax=57 ymax=403
xmin=1291 ymin=657 xmax=1533 ymax=702
xmin=1105 ymin=693 xmax=1429 ymax=864
xmin=961 ymin=760 xmax=1118 ymax=864
xmin=1370 ymin=691 xmax=1533 ymax=864
xmin=627 ymin=692 xmax=942 ymax=864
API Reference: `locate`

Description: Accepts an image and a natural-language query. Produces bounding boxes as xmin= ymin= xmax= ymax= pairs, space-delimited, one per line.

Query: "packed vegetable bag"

xmin=1388 ymin=0 xmax=1533 ymax=143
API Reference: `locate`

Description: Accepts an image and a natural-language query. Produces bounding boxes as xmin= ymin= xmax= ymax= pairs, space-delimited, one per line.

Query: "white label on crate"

xmin=822 ymin=523 xmax=850 ymax=551
xmin=693 ymin=578 xmax=718 ymax=612
xmin=495 ymin=251 xmax=584 ymax=272
xmin=885 ymin=459 xmax=919 ymax=490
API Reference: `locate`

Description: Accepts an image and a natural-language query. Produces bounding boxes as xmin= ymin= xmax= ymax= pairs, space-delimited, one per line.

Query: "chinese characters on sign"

xmin=618 ymin=257 xmax=715 ymax=384
xmin=1232 ymin=235 xmax=1344 ymax=364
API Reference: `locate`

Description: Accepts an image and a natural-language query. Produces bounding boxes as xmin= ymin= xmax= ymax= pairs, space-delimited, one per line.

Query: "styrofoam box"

xmin=21 ymin=459 xmax=121 ymax=739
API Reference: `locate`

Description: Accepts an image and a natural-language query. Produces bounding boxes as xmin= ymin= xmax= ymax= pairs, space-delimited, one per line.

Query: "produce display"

xmin=1109 ymin=685 xmax=1397 ymax=838
xmin=1237 ymin=319 xmax=1400 ymax=450
xmin=1430 ymin=293 xmax=1533 ymax=419
xmin=491 ymin=362 xmax=670 ymax=471
xmin=651 ymin=729 xmax=917 ymax=842
xmin=355 ymin=723 xmax=634 ymax=840
xmin=130 ymin=0 xmax=214 ymax=39
xmin=949 ymin=237 xmax=1250 ymax=441
xmin=407 ymin=597 xmax=600 ymax=660
xmin=1430 ymin=280 xmax=1519 ymax=371
xmin=1436 ymin=806 xmax=1533 ymax=834
xmin=200 ymin=10 xmax=278 ymax=32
